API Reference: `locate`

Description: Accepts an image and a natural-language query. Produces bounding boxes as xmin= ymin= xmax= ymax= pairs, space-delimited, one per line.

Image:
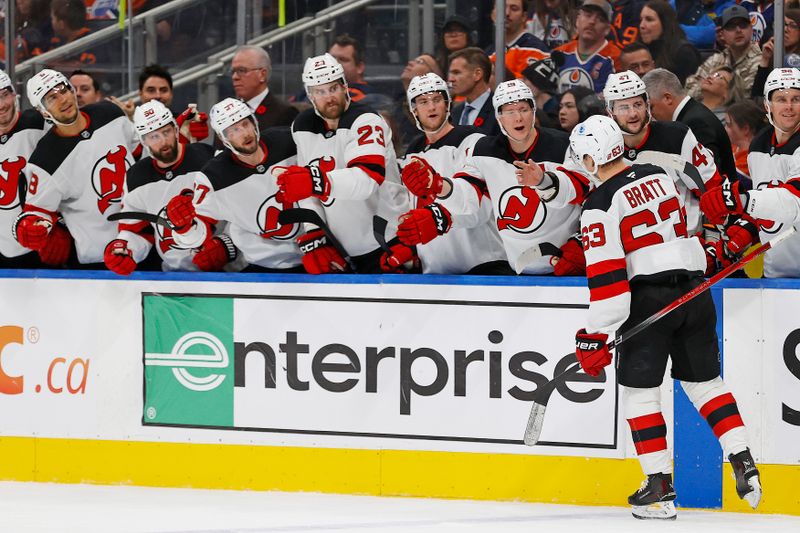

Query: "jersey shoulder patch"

xmin=262 ymin=127 xmax=298 ymax=163
xmin=338 ymin=102 xmax=381 ymax=130
xmin=84 ymin=100 xmax=126 ymax=131
xmin=584 ymin=163 xmax=664 ymax=212
xmin=28 ymin=130 xmax=81 ymax=175
xmin=531 ymin=127 xmax=569 ymax=161
xmin=292 ymin=108 xmax=324 ymax=135
xmin=645 ymin=121 xmax=691 ymax=152
xmin=201 ymin=151 xmax=270 ymax=191
xmin=126 ymin=158 xmax=161 ymax=193
xmin=471 ymin=134 xmax=509 ymax=158
xmin=14 ymin=109 xmax=46 ymax=133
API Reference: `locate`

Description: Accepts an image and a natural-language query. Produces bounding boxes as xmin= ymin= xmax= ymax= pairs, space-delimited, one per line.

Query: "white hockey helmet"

xmin=0 ymin=69 xmax=13 ymax=92
xmin=493 ymin=79 xmax=536 ymax=138
xmin=209 ymin=97 xmax=259 ymax=154
xmin=26 ymin=69 xmax=71 ymax=112
xmin=603 ymin=70 xmax=647 ymax=109
xmin=569 ymin=115 xmax=625 ymax=181
xmin=303 ymin=53 xmax=347 ymax=89
xmin=764 ymin=68 xmax=800 ymax=133
xmin=133 ymin=100 xmax=175 ymax=137
xmin=407 ymin=73 xmax=451 ymax=133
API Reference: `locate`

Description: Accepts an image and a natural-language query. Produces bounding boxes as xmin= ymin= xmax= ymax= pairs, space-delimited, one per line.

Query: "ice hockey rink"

xmin=1 ymin=482 xmax=799 ymax=533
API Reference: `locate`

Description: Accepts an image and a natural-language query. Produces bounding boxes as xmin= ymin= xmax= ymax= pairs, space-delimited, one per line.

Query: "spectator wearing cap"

xmin=643 ymin=68 xmax=737 ymax=180
xmin=485 ymin=0 xmax=550 ymax=80
xmin=553 ymin=0 xmax=622 ymax=93
xmin=685 ymin=5 xmax=761 ymax=103
xmin=436 ymin=15 xmax=474 ymax=76
xmin=521 ymin=53 xmax=562 ymax=126
xmin=619 ymin=42 xmax=655 ymax=77
xmin=448 ymin=47 xmax=500 ymax=135
xmin=527 ymin=0 xmax=574 ymax=50
xmin=638 ymin=0 xmax=701 ymax=84
xmin=751 ymin=9 xmax=800 ymax=98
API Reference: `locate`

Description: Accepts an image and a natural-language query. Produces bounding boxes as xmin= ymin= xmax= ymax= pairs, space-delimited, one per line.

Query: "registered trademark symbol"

xmin=146 ymin=406 xmax=157 ymax=420
xmin=27 ymin=327 xmax=40 ymax=343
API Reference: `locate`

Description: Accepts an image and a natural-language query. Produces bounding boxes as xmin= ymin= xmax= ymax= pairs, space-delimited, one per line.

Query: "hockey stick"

xmin=278 ymin=207 xmax=357 ymax=272
xmin=372 ymin=215 xmax=392 ymax=253
xmin=514 ymin=242 xmax=562 ymax=274
xmin=523 ymin=227 xmax=797 ymax=446
xmin=108 ymin=211 xmax=173 ymax=229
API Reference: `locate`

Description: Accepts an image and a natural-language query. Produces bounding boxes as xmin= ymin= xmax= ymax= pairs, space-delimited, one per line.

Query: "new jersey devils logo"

xmin=0 ymin=157 xmax=26 ymax=210
xmin=257 ymin=194 xmax=300 ymax=240
xmin=91 ymin=145 xmax=130 ymax=214
xmin=496 ymin=186 xmax=547 ymax=234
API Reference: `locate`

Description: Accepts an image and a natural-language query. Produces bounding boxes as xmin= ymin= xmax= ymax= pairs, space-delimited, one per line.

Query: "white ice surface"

xmin=0 ymin=482 xmax=798 ymax=533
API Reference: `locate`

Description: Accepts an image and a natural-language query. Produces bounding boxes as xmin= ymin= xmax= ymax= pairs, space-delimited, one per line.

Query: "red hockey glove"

xmin=166 ymin=192 xmax=196 ymax=233
xmin=14 ymin=214 xmax=52 ymax=250
xmin=192 ymin=235 xmax=237 ymax=271
xmin=575 ymin=328 xmax=612 ymax=377
xmin=276 ymin=158 xmax=334 ymax=203
xmin=379 ymin=243 xmax=420 ymax=273
xmin=38 ymin=223 xmax=73 ymax=266
xmin=700 ymin=179 xmax=747 ymax=224
xmin=104 ymin=239 xmax=137 ymax=275
xmin=396 ymin=203 xmax=452 ymax=246
xmin=552 ymin=236 xmax=586 ymax=276
xmin=723 ymin=217 xmax=759 ymax=255
xmin=701 ymin=238 xmax=733 ymax=276
xmin=401 ymin=157 xmax=444 ymax=198
xmin=297 ymin=229 xmax=347 ymax=274
xmin=176 ymin=107 xmax=210 ymax=141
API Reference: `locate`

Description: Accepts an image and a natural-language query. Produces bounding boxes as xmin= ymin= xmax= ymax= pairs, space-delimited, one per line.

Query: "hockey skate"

xmin=628 ymin=473 xmax=677 ymax=520
xmin=729 ymin=449 xmax=762 ymax=509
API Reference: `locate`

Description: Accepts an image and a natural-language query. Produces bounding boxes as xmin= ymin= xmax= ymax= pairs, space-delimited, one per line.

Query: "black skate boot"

xmin=729 ymin=448 xmax=761 ymax=509
xmin=628 ymin=472 xmax=677 ymax=520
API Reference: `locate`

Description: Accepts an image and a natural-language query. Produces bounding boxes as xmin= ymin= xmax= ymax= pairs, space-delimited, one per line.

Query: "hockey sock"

xmin=681 ymin=377 xmax=749 ymax=457
xmin=623 ymin=386 xmax=672 ymax=475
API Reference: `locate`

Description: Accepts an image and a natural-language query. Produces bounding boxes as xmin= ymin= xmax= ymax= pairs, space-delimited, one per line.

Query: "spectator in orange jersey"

xmin=485 ymin=0 xmax=550 ymax=80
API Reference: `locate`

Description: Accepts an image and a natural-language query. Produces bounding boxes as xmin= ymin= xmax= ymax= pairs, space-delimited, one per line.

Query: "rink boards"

xmin=0 ymin=271 xmax=797 ymax=515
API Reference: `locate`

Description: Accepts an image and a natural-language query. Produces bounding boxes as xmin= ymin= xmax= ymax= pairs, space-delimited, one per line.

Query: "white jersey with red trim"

xmin=400 ymin=126 xmax=507 ymax=274
xmin=291 ymin=102 xmax=406 ymax=257
xmin=191 ymin=130 xmax=302 ymax=270
xmin=580 ymin=164 xmax=706 ymax=335
xmin=0 ymin=110 xmax=48 ymax=258
xmin=117 ymin=142 xmax=215 ymax=271
xmin=441 ymin=127 xmax=580 ymax=274
xmin=744 ymin=127 xmax=800 ymax=278
xmin=23 ymin=101 xmax=137 ymax=263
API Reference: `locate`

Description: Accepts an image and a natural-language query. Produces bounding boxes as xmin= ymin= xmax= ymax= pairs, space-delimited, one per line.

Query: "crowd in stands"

xmin=1 ymin=0 xmax=799 ymax=279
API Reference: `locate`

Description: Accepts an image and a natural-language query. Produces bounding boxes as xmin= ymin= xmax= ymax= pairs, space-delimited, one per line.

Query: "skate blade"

xmin=744 ymin=476 xmax=762 ymax=510
xmin=631 ymin=501 xmax=677 ymax=520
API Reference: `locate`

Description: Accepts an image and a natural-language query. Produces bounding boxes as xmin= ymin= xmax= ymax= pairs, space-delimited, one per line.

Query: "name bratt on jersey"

xmin=622 ymin=178 xmax=669 ymax=209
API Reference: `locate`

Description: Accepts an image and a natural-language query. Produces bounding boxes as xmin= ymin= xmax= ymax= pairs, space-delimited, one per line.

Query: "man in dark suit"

xmin=448 ymin=47 xmax=500 ymax=136
xmin=644 ymin=68 xmax=737 ymax=181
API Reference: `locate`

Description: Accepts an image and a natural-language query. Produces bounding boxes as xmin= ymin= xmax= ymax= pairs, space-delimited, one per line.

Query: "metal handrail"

xmin=14 ymin=0 xmax=207 ymax=79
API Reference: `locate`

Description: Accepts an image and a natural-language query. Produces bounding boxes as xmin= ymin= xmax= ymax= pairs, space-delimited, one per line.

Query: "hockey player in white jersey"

xmin=278 ymin=53 xmax=406 ymax=274
xmin=164 ymin=98 xmax=303 ymax=272
xmin=15 ymin=69 xmax=137 ymax=267
xmin=701 ymin=67 xmax=800 ymax=278
xmin=104 ymin=100 xmax=216 ymax=274
xmin=393 ymin=73 xmax=510 ymax=274
xmin=0 ymin=69 xmax=52 ymax=268
xmin=396 ymin=79 xmax=586 ymax=274
xmin=571 ymin=115 xmax=760 ymax=520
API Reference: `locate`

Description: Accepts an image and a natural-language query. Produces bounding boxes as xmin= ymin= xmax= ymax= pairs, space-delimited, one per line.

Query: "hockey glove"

xmin=575 ymin=328 xmax=612 ymax=377
xmin=401 ymin=157 xmax=444 ymax=198
xmin=396 ymin=203 xmax=452 ymax=246
xmin=700 ymin=178 xmax=747 ymax=224
xmin=702 ymin=239 xmax=732 ymax=276
xmin=38 ymin=223 xmax=73 ymax=266
xmin=551 ymin=236 xmax=586 ymax=276
xmin=14 ymin=214 xmax=52 ymax=251
xmin=297 ymin=229 xmax=348 ymax=274
xmin=104 ymin=239 xmax=137 ymax=275
xmin=723 ymin=217 xmax=760 ymax=255
xmin=166 ymin=192 xmax=196 ymax=233
xmin=176 ymin=107 xmax=209 ymax=141
xmin=276 ymin=158 xmax=335 ymax=203
xmin=379 ymin=243 xmax=420 ymax=273
xmin=193 ymin=235 xmax=237 ymax=271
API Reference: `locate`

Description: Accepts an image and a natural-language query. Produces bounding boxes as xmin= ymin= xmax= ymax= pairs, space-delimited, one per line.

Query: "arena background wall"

xmin=0 ymin=272 xmax=797 ymax=516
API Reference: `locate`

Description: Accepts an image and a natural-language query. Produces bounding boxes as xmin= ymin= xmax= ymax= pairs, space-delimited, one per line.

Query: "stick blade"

xmin=514 ymin=242 xmax=561 ymax=274
xmin=523 ymin=400 xmax=548 ymax=446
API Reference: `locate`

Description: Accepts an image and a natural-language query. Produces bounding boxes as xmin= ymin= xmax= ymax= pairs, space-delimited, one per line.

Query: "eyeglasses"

xmin=787 ymin=21 xmax=800 ymax=31
xmin=229 ymin=66 xmax=264 ymax=77
xmin=613 ymin=100 xmax=647 ymax=114
xmin=723 ymin=20 xmax=750 ymax=31
xmin=499 ymin=106 xmax=532 ymax=118
xmin=706 ymin=72 xmax=732 ymax=83
xmin=414 ymin=94 xmax=445 ymax=108
xmin=142 ymin=125 xmax=176 ymax=144
xmin=43 ymin=83 xmax=73 ymax=107
xmin=307 ymin=83 xmax=346 ymax=98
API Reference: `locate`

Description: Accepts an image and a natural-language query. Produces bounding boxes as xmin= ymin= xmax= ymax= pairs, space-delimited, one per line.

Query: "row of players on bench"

xmin=8 ymin=55 xmax=793 ymax=275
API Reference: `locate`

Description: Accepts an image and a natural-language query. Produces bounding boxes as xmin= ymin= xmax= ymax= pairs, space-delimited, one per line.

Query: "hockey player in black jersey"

xmin=571 ymin=115 xmax=761 ymax=520
xmin=701 ymin=68 xmax=800 ymax=278
xmin=392 ymin=73 xmax=509 ymax=274
xmin=104 ymin=100 xmax=216 ymax=274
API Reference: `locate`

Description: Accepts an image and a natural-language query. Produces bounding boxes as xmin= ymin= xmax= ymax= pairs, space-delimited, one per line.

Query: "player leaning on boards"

xmin=391 ymin=72 xmax=510 ymax=274
xmin=276 ymin=53 xmax=407 ymax=274
xmin=0 ymin=69 xmax=51 ymax=268
xmin=570 ymin=116 xmax=761 ymax=520
xmin=15 ymin=69 xmax=138 ymax=268
xmin=701 ymin=67 xmax=800 ymax=278
xmin=396 ymin=79 xmax=587 ymax=275
xmin=104 ymin=100 xmax=216 ymax=274
xmin=165 ymin=98 xmax=303 ymax=273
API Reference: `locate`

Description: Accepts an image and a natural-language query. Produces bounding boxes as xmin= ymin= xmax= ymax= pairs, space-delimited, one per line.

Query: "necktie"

xmin=460 ymin=104 xmax=474 ymax=126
